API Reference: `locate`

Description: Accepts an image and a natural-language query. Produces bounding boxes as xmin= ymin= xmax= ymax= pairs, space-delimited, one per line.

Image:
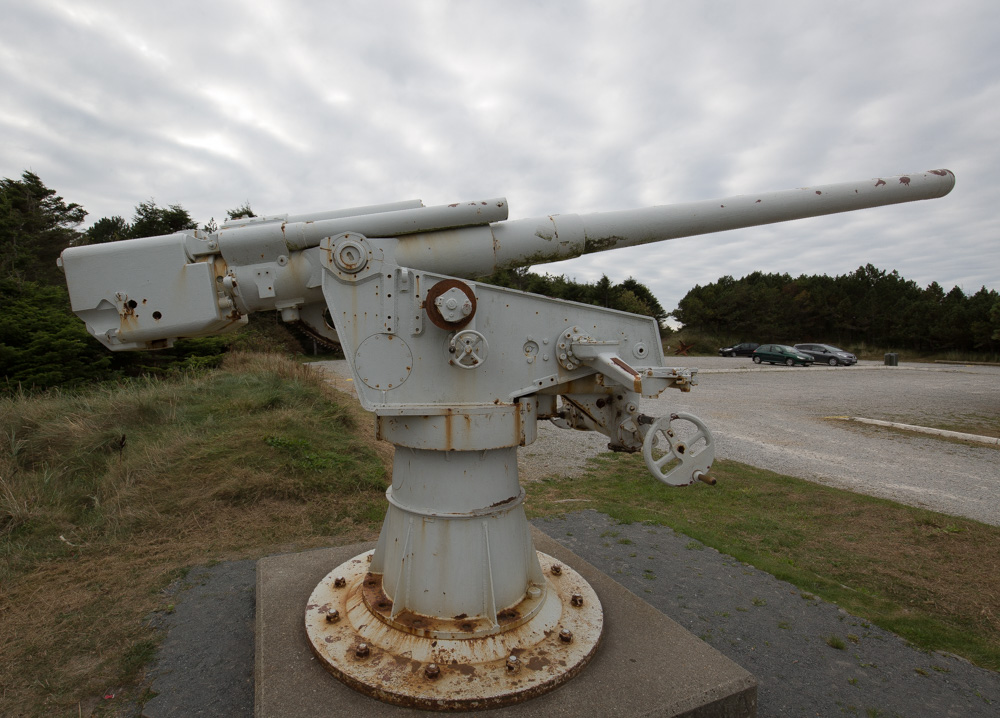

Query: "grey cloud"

xmin=0 ymin=0 xmax=994 ymax=316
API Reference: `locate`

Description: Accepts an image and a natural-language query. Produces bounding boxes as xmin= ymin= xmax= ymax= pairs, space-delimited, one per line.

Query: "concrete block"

xmin=255 ymin=528 xmax=756 ymax=717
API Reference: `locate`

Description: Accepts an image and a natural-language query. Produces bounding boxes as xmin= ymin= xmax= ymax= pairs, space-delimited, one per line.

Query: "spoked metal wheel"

xmin=641 ymin=413 xmax=715 ymax=486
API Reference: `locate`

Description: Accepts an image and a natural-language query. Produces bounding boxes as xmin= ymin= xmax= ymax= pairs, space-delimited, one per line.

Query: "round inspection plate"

xmin=354 ymin=333 xmax=413 ymax=391
xmin=305 ymin=551 xmax=603 ymax=711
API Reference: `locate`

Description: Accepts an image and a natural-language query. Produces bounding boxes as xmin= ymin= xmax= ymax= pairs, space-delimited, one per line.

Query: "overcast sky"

xmin=2 ymin=0 xmax=997 ymax=316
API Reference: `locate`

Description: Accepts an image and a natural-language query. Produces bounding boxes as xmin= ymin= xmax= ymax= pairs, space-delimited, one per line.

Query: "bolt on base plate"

xmin=305 ymin=550 xmax=603 ymax=711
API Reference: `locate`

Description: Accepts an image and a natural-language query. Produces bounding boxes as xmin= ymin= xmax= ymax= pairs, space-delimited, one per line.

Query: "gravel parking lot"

xmin=520 ymin=358 xmax=1000 ymax=526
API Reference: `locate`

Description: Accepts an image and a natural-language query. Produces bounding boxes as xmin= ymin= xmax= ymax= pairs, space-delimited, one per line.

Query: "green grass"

xmin=0 ymin=353 xmax=390 ymax=716
xmin=527 ymin=452 xmax=1000 ymax=672
xmin=827 ymin=635 xmax=847 ymax=650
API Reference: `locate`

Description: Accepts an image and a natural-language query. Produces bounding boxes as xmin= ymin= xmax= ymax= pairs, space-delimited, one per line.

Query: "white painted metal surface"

xmin=57 ymin=168 xmax=956 ymax=709
xmin=59 ymin=170 xmax=954 ymax=353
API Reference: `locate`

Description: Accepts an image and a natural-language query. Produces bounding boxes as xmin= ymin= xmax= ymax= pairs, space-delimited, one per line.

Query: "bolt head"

xmin=333 ymin=577 xmax=347 ymax=588
xmin=550 ymin=564 xmax=563 ymax=576
xmin=355 ymin=642 xmax=370 ymax=658
xmin=325 ymin=609 xmax=340 ymax=623
xmin=424 ymin=663 xmax=440 ymax=679
xmin=571 ymin=593 xmax=584 ymax=607
xmin=505 ymin=654 xmax=520 ymax=672
xmin=559 ymin=628 xmax=574 ymax=643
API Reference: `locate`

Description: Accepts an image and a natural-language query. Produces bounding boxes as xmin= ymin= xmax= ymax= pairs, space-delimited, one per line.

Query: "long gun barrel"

xmin=59 ymin=169 xmax=954 ymax=351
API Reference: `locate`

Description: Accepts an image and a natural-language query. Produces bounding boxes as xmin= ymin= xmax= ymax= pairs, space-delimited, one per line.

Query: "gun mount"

xmin=59 ymin=169 xmax=954 ymax=709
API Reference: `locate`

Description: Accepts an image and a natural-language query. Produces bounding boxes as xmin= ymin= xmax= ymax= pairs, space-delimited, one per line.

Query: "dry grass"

xmin=0 ymin=353 xmax=392 ymax=716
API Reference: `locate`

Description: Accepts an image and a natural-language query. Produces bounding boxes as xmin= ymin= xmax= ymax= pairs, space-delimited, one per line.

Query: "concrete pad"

xmin=256 ymin=528 xmax=757 ymax=717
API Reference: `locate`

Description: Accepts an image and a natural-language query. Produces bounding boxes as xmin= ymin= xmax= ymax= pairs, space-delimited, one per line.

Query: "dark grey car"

xmin=794 ymin=343 xmax=858 ymax=366
xmin=719 ymin=342 xmax=760 ymax=357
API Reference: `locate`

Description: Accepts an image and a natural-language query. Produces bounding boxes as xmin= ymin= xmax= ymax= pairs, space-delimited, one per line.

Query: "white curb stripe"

xmin=826 ymin=416 xmax=1000 ymax=445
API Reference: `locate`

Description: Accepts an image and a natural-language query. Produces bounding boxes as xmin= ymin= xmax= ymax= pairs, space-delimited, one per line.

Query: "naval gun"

xmin=59 ymin=169 xmax=954 ymax=709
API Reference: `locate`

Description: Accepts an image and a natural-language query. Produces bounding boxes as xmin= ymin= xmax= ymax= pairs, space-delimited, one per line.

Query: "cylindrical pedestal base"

xmin=305 ymin=550 xmax=603 ymax=711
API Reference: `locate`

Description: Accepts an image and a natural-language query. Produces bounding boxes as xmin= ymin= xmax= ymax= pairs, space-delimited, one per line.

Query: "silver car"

xmin=793 ymin=343 xmax=858 ymax=366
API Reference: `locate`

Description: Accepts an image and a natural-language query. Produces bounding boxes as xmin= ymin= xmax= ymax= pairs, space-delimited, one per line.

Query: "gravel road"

xmin=660 ymin=358 xmax=999 ymax=526
xmin=316 ymin=358 xmax=1000 ymax=526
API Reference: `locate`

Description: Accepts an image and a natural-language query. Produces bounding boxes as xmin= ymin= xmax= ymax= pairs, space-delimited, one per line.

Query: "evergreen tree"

xmin=227 ymin=202 xmax=256 ymax=220
xmin=128 ymin=200 xmax=196 ymax=238
xmin=672 ymin=267 xmax=997 ymax=354
xmin=0 ymin=171 xmax=86 ymax=284
xmin=83 ymin=215 xmax=130 ymax=244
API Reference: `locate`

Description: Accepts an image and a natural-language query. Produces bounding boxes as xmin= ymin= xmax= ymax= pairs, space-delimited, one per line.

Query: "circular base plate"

xmin=305 ymin=551 xmax=603 ymax=711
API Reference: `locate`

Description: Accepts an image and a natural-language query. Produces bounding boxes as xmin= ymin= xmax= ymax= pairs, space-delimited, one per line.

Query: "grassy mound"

xmin=0 ymin=353 xmax=389 ymax=716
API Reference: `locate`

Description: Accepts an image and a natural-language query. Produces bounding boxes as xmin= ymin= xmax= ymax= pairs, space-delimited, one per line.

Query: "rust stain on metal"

xmin=875 ymin=179 xmax=887 ymax=187
xmin=611 ymin=357 xmax=639 ymax=377
xmin=306 ymin=550 xmax=603 ymax=711
xmin=526 ymin=655 xmax=551 ymax=670
xmin=489 ymin=495 xmax=519 ymax=509
xmin=899 ymin=176 xmax=911 ymax=186
xmin=815 ymin=191 xmax=822 ymax=195
xmin=561 ymin=396 xmax=601 ymax=428
xmin=424 ymin=279 xmax=477 ymax=330
xmin=929 ymin=169 xmax=951 ymax=177
xmin=610 ymin=357 xmax=643 ymax=393
xmin=497 ymin=608 xmax=519 ymax=623
xmin=514 ymin=402 xmax=524 ymax=446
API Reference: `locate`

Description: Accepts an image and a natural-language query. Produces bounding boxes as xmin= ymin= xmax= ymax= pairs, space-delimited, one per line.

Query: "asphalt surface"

xmin=537 ymin=511 xmax=1000 ymax=718
xmin=142 ymin=511 xmax=1000 ymax=718
xmin=143 ymin=561 xmax=256 ymax=718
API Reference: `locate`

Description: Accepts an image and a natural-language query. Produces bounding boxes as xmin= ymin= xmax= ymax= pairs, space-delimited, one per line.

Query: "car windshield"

xmin=820 ymin=345 xmax=846 ymax=352
xmin=775 ymin=345 xmax=795 ymax=352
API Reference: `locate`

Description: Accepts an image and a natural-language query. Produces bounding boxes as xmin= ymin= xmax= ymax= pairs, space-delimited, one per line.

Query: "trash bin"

xmin=884 ymin=353 xmax=899 ymax=366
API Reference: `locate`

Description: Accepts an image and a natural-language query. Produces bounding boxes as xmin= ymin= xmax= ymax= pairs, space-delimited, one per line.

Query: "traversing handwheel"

xmin=641 ymin=412 xmax=715 ymax=486
xmin=449 ymin=330 xmax=488 ymax=369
